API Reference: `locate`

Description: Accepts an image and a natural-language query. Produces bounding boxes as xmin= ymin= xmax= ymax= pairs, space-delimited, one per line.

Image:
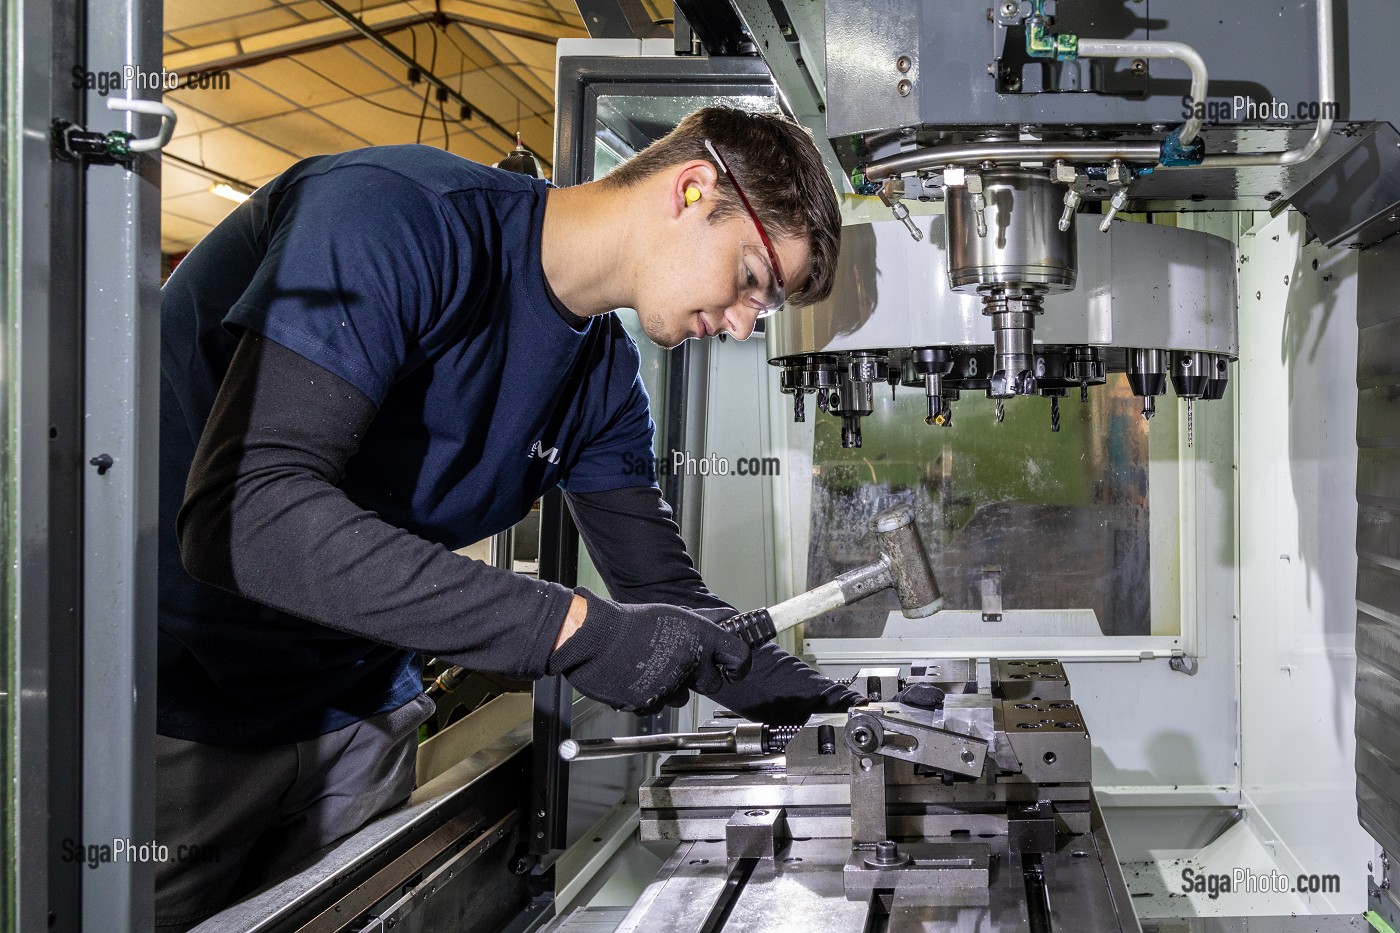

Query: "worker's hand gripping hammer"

xmin=716 ymin=504 xmax=943 ymax=648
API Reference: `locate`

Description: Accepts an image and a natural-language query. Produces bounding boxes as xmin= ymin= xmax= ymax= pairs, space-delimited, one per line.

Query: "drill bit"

xmin=995 ymin=399 xmax=1005 ymax=423
xmin=1050 ymin=395 xmax=1060 ymax=432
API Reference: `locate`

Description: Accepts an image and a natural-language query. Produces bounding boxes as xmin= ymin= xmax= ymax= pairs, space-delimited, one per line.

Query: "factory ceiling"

xmin=159 ymin=0 xmax=671 ymax=254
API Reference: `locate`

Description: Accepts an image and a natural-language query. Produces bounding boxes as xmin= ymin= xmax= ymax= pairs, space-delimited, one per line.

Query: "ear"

xmin=667 ymin=159 xmax=721 ymax=219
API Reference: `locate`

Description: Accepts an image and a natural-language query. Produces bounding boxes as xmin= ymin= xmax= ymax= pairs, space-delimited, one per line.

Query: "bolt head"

xmin=897 ymin=79 xmax=912 ymax=96
xmin=896 ymin=55 xmax=912 ymax=73
xmin=1001 ymin=1 xmax=1017 ymax=14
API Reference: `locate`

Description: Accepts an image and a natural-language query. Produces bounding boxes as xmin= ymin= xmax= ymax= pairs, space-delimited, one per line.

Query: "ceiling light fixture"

xmin=210 ymin=183 xmax=251 ymax=204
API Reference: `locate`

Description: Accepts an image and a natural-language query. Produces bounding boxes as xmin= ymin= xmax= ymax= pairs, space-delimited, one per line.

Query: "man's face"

xmin=635 ymin=213 xmax=811 ymax=349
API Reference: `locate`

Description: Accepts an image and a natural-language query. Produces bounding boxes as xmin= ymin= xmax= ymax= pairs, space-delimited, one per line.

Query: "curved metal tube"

xmin=865 ymin=0 xmax=1331 ymax=180
xmin=862 ymin=141 xmax=1161 ymax=182
xmin=106 ymin=97 xmax=178 ymax=153
xmin=1076 ymin=38 xmax=1208 ymax=146
xmin=1191 ymin=0 xmax=1333 ymax=168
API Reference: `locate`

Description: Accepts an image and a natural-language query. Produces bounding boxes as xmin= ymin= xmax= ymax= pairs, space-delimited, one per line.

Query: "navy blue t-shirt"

xmin=159 ymin=146 xmax=655 ymax=745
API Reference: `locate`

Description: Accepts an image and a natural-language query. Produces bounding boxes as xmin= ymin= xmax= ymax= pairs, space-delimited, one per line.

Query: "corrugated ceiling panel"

xmin=492 ymin=30 xmax=558 ymax=72
xmin=167 ymin=0 xmax=287 ymax=32
xmin=162 ymin=0 xmax=595 ymax=251
xmin=163 ymin=188 xmax=244 ymax=228
xmin=456 ymin=64 xmax=548 ymax=124
xmin=161 ymin=213 xmax=218 ymax=252
xmin=237 ymin=110 xmax=374 ymax=155
xmin=168 ymin=7 xmax=306 ymax=49
xmin=296 ymin=44 xmax=403 ymax=96
xmin=162 ymin=161 xmax=227 ymax=197
xmin=167 ymin=79 xmax=300 ymax=130
xmin=233 ymin=57 xmax=359 ymax=107
xmin=164 ymin=124 xmax=299 ymax=178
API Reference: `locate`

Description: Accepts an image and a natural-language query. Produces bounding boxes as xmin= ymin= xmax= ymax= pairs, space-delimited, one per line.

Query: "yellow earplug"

xmin=685 ymin=186 xmax=702 ymax=206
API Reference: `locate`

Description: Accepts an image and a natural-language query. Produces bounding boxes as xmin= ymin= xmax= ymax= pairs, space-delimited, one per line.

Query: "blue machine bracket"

xmin=1159 ymin=127 xmax=1206 ymax=166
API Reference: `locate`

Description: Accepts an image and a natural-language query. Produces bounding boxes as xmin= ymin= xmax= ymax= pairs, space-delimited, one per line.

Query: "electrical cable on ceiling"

xmin=315 ymin=0 xmax=539 ymax=165
xmin=401 ymin=1 xmax=546 ymax=160
xmin=415 ymin=24 xmax=438 ymax=145
xmin=259 ymin=0 xmax=547 ymax=165
xmin=291 ymin=54 xmax=458 ymax=121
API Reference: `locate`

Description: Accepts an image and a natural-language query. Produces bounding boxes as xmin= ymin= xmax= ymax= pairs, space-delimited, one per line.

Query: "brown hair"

xmin=600 ymin=106 xmax=841 ymax=307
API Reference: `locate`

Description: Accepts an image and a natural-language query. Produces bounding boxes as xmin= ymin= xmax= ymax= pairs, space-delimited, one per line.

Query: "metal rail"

xmin=862 ymin=142 xmax=1162 ymax=181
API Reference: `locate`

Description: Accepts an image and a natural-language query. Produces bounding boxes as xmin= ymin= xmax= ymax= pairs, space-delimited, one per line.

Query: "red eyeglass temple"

xmin=705 ymin=141 xmax=785 ymax=292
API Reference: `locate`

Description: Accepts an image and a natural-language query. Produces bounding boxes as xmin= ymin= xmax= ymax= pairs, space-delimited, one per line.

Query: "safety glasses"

xmin=704 ymin=139 xmax=786 ymax=317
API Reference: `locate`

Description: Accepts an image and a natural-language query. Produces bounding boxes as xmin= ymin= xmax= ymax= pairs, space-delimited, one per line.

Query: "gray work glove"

xmin=545 ymin=588 xmax=752 ymax=713
xmin=892 ymin=682 xmax=946 ymax=710
xmin=656 ymin=607 xmax=863 ymax=726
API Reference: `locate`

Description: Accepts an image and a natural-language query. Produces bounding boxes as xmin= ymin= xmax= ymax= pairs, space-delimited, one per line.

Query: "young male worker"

xmin=156 ymin=106 xmax=854 ymax=928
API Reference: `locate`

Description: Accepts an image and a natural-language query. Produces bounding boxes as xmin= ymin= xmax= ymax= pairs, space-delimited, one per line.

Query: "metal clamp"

xmin=844 ymin=707 xmax=988 ymax=777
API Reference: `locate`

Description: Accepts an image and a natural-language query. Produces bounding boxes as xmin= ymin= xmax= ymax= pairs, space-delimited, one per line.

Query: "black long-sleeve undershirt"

xmin=179 ymin=332 xmax=571 ymax=680
xmin=180 ymin=330 xmax=852 ymax=723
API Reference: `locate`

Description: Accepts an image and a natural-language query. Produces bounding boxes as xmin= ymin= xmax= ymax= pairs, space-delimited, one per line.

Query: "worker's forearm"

xmin=179 ymin=333 xmax=575 ymax=679
xmin=555 ymin=594 xmax=587 ymax=649
xmin=564 ymin=486 xmax=732 ymax=611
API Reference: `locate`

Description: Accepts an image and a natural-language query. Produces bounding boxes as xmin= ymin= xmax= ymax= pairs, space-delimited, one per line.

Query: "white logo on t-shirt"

xmin=529 ymin=440 xmax=560 ymax=464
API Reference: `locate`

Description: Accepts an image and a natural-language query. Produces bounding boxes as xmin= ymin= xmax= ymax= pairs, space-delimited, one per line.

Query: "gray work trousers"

xmin=154 ymin=693 xmax=435 ymax=931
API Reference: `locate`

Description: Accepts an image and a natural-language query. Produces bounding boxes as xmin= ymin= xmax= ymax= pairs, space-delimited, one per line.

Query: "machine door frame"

xmin=528 ymin=51 xmax=779 ymax=863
